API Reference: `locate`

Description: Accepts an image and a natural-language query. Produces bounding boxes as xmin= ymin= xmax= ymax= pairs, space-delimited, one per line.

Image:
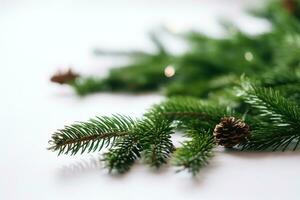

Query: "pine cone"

xmin=213 ymin=117 xmax=250 ymax=148
xmin=50 ymin=69 xmax=79 ymax=84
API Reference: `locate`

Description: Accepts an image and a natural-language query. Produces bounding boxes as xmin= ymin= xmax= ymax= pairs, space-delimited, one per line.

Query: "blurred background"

xmin=0 ymin=0 xmax=299 ymax=200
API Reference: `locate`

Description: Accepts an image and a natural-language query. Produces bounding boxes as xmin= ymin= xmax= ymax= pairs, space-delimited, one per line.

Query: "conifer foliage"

xmin=49 ymin=0 xmax=300 ymax=176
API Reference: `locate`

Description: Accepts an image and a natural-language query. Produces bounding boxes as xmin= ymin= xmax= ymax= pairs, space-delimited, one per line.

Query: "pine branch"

xmin=241 ymin=126 xmax=300 ymax=151
xmin=157 ymin=97 xmax=229 ymax=122
xmin=258 ymin=67 xmax=300 ymax=88
xmin=48 ymin=115 xmax=135 ymax=155
xmin=172 ymin=129 xmax=215 ymax=176
xmin=256 ymin=67 xmax=300 ymax=101
xmin=275 ymin=83 xmax=300 ymax=103
xmin=239 ymin=84 xmax=300 ymax=151
xmin=154 ymin=97 xmax=231 ymax=131
xmin=103 ymin=134 xmax=141 ymax=173
xmin=70 ymin=78 xmax=106 ymax=96
xmin=138 ymin=114 xmax=175 ymax=168
xmin=102 ymin=98 xmax=223 ymax=170
xmin=243 ymin=86 xmax=300 ymax=127
xmin=51 ymin=0 xmax=300 ymax=99
xmin=254 ymin=0 xmax=300 ymax=32
xmin=103 ymin=112 xmax=175 ymax=172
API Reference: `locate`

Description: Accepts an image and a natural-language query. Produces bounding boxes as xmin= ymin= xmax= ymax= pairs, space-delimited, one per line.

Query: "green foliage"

xmin=103 ymin=134 xmax=141 ymax=173
xmin=239 ymin=84 xmax=300 ymax=151
xmin=138 ymin=114 xmax=174 ymax=168
xmin=258 ymin=67 xmax=300 ymax=87
xmin=71 ymin=33 xmax=172 ymax=95
xmin=48 ymin=115 xmax=134 ymax=155
xmin=70 ymin=51 xmax=172 ymax=95
xmin=156 ymin=96 xmax=229 ymax=123
xmin=49 ymin=0 xmax=300 ymax=176
xmin=71 ymin=78 xmax=106 ymax=96
xmin=48 ymin=1 xmax=300 ymax=100
xmin=51 ymin=1 xmax=300 ymax=100
xmin=48 ymin=97 xmax=222 ymax=174
xmin=48 ymin=87 xmax=300 ymax=174
xmin=253 ymin=0 xmax=300 ymax=32
xmin=253 ymin=67 xmax=300 ymax=102
xmin=172 ymin=130 xmax=215 ymax=176
xmin=242 ymin=84 xmax=300 ymax=127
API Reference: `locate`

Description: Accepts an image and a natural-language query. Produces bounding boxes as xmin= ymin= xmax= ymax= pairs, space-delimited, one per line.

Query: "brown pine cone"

xmin=213 ymin=117 xmax=250 ymax=148
xmin=50 ymin=69 xmax=79 ymax=84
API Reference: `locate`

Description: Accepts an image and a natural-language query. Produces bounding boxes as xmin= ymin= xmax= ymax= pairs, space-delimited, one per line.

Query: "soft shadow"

xmin=148 ymin=164 xmax=170 ymax=175
xmin=192 ymin=157 xmax=220 ymax=185
xmin=56 ymin=155 xmax=104 ymax=179
xmin=171 ymin=155 xmax=220 ymax=189
xmin=56 ymin=155 xmax=134 ymax=181
xmin=224 ymin=147 xmax=300 ymax=159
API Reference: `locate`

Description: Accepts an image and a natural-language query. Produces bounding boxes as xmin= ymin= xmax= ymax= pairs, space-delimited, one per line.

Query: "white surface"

xmin=0 ymin=0 xmax=299 ymax=200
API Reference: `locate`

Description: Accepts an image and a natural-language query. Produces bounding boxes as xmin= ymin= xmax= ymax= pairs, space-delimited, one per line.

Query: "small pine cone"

xmin=50 ymin=68 xmax=79 ymax=84
xmin=213 ymin=117 xmax=250 ymax=148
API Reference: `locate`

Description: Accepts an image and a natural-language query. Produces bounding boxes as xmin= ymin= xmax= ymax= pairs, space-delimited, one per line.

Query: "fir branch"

xmin=51 ymin=0 xmax=300 ymax=99
xmin=103 ymin=112 xmax=175 ymax=172
xmin=138 ymin=114 xmax=174 ymax=168
xmin=70 ymin=78 xmax=106 ymax=96
xmin=154 ymin=97 xmax=231 ymax=131
xmin=47 ymin=0 xmax=300 ymax=177
xmin=256 ymin=67 xmax=300 ymax=101
xmin=275 ymin=83 xmax=300 ymax=102
xmin=172 ymin=129 xmax=215 ymax=176
xmin=103 ymin=134 xmax=141 ymax=173
xmin=240 ymin=84 xmax=300 ymax=151
xmin=157 ymin=97 xmax=229 ymax=123
xmin=243 ymin=86 xmax=300 ymax=127
xmin=258 ymin=67 xmax=300 ymax=88
xmin=241 ymin=126 xmax=300 ymax=151
xmin=48 ymin=115 xmax=135 ymax=155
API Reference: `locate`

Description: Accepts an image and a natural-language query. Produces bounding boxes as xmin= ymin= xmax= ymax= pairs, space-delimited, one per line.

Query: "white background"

xmin=0 ymin=0 xmax=300 ymax=199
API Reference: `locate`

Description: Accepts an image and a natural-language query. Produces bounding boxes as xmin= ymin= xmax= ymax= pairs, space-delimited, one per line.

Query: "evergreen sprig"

xmin=48 ymin=115 xmax=134 ymax=155
xmin=155 ymin=97 xmax=230 ymax=126
xmin=239 ymin=84 xmax=300 ymax=151
xmin=48 ymin=90 xmax=300 ymax=175
xmin=138 ymin=115 xmax=174 ymax=168
xmin=243 ymin=85 xmax=300 ymax=127
xmin=48 ymin=0 xmax=300 ymax=177
xmin=103 ymin=134 xmax=141 ymax=173
xmin=48 ymin=97 xmax=225 ymax=174
xmin=172 ymin=129 xmax=215 ymax=176
xmin=51 ymin=1 xmax=300 ymax=100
